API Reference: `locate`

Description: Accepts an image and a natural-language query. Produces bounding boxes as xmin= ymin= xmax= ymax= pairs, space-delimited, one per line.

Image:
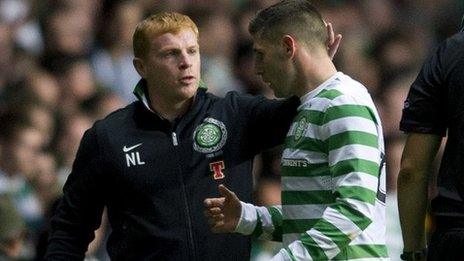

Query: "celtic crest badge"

xmin=294 ymin=116 xmax=308 ymax=141
xmin=193 ymin=118 xmax=227 ymax=153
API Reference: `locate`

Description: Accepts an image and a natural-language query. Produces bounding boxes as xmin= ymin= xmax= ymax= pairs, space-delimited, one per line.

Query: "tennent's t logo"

xmin=209 ymin=161 xmax=225 ymax=180
xmin=123 ymin=143 xmax=145 ymax=167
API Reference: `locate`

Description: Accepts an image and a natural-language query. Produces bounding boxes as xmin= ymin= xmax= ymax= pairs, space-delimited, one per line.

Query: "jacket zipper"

xmin=172 ymin=132 xmax=178 ymax=146
xmin=172 ymin=131 xmax=197 ymax=260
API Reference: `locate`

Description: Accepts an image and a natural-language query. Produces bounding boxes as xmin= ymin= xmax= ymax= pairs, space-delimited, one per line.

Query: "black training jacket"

xmin=45 ymin=84 xmax=299 ymax=260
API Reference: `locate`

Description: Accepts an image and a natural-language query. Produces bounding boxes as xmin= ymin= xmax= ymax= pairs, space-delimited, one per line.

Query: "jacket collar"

xmin=132 ymin=79 xmax=208 ymax=131
xmin=133 ymin=78 xmax=208 ymax=113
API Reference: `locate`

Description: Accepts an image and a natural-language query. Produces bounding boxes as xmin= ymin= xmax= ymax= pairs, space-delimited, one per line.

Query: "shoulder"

xmin=310 ymin=76 xmax=374 ymax=112
xmin=93 ymin=102 xmax=139 ymax=131
xmin=319 ymin=78 xmax=378 ymax=125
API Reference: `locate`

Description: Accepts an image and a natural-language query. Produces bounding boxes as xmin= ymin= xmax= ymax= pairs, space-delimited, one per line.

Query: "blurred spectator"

xmin=81 ymin=90 xmax=126 ymax=120
xmin=92 ymin=1 xmax=143 ymax=103
xmin=0 ymin=120 xmax=44 ymax=259
xmin=186 ymin=5 xmax=242 ymax=96
xmin=54 ymin=113 xmax=93 ymax=187
xmin=378 ymin=73 xmax=416 ymax=138
xmin=0 ymin=24 xmax=14 ymax=96
xmin=25 ymin=70 xmax=61 ymax=109
xmin=58 ymin=58 xmax=100 ymax=115
xmin=0 ymin=195 xmax=26 ymax=260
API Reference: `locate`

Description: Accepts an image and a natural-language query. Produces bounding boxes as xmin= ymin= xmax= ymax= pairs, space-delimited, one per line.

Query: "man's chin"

xmin=175 ymin=85 xmax=198 ymax=100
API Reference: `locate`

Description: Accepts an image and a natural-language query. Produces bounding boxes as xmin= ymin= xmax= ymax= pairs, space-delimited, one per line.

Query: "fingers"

xmin=206 ymin=213 xmax=225 ymax=224
xmin=211 ymin=221 xmax=227 ymax=233
xmin=203 ymin=185 xmax=240 ymax=234
xmin=206 ymin=207 xmax=223 ymax=216
xmin=326 ymin=22 xmax=335 ymax=46
xmin=203 ymin=197 xmax=225 ymax=208
xmin=325 ymin=22 xmax=342 ymax=60
xmin=218 ymin=184 xmax=236 ymax=200
xmin=328 ymin=34 xmax=342 ymax=60
xmin=204 ymin=208 xmax=226 ymax=233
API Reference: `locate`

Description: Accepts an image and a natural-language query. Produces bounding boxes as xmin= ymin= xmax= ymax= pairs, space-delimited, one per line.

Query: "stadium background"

xmin=0 ymin=0 xmax=463 ymax=260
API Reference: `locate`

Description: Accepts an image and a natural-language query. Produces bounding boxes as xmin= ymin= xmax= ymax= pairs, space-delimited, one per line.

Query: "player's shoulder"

xmin=316 ymin=73 xmax=373 ymax=108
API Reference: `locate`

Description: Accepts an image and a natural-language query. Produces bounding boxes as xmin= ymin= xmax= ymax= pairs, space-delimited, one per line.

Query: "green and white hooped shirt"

xmin=236 ymin=72 xmax=388 ymax=260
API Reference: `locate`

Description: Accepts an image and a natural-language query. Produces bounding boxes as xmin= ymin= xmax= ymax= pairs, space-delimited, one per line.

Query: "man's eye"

xmin=163 ymin=50 xmax=177 ymax=56
xmin=188 ymin=48 xmax=198 ymax=54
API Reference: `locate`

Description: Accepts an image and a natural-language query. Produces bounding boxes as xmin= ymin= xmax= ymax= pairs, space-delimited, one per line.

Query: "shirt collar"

xmin=299 ymin=72 xmax=343 ymax=105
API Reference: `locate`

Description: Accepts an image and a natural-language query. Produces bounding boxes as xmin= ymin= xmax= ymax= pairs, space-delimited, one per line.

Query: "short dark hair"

xmin=249 ymin=0 xmax=327 ymax=48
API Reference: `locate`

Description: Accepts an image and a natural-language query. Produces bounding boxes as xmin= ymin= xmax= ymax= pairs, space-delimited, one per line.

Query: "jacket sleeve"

xmin=399 ymin=40 xmax=447 ymax=136
xmin=45 ymin=127 xmax=105 ymax=260
xmin=236 ymin=94 xmax=300 ymax=155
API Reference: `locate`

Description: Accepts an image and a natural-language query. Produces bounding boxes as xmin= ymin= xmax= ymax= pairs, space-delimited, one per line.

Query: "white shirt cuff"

xmin=234 ymin=201 xmax=257 ymax=235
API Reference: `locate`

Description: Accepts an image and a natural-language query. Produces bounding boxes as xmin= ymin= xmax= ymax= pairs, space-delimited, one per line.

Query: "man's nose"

xmin=179 ymin=53 xmax=192 ymax=70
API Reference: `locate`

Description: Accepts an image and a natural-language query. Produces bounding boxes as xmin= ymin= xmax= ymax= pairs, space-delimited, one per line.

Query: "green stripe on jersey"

xmin=330 ymin=159 xmax=380 ymax=177
xmin=285 ymin=135 xmax=326 ymax=153
xmin=334 ymin=244 xmax=389 ymax=259
xmin=327 ymin=131 xmax=378 ymax=151
xmin=315 ymin=89 xmax=343 ymax=100
xmin=323 ymin=105 xmax=377 ymax=125
xmin=336 ymin=186 xmax=377 ymax=204
xmin=268 ymin=206 xmax=283 ymax=241
xmin=296 ymin=110 xmax=325 ymax=126
xmin=281 ymin=162 xmax=329 ymax=177
xmin=300 ymin=233 xmax=329 ymax=260
xmin=252 ymin=212 xmax=263 ymax=238
xmin=283 ymin=219 xmax=319 ymax=234
xmin=282 ymin=191 xmax=335 ymax=205
xmin=330 ymin=204 xmax=372 ymax=231
xmin=312 ymin=219 xmax=350 ymax=250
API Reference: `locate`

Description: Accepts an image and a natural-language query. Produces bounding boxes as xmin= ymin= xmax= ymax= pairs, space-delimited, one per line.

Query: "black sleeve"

xmin=45 ymin=127 xmax=105 ymax=260
xmin=399 ymin=41 xmax=448 ymax=136
xmin=234 ymin=93 xmax=300 ymax=155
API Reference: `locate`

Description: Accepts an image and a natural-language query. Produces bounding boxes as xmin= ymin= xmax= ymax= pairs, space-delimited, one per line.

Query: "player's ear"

xmin=282 ymin=35 xmax=296 ymax=60
xmin=133 ymin=58 xmax=146 ymax=78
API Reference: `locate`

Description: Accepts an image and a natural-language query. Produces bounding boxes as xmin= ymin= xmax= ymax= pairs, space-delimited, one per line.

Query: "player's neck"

xmin=295 ymin=56 xmax=337 ymax=97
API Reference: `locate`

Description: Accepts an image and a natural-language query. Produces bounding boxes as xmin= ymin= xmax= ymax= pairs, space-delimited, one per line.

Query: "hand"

xmin=203 ymin=184 xmax=241 ymax=233
xmin=325 ymin=22 xmax=342 ymax=60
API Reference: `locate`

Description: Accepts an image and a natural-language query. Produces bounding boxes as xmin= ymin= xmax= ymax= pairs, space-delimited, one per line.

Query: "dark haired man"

xmin=204 ymin=1 xmax=387 ymax=260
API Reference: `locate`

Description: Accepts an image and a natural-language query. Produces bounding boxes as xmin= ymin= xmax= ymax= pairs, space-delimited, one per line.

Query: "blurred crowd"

xmin=0 ymin=0 xmax=463 ymax=260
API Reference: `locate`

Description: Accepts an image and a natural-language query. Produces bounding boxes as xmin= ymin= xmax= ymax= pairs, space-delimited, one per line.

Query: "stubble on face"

xmin=252 ymin=36 xmax=291 ymax=98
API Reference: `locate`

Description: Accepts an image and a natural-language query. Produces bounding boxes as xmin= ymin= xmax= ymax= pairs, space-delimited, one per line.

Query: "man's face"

xmin=252 ymin=35 xmax=293 ymax=98
xmin=137 ymin=28 xmax=200 ymax=103
xmin=10 ymin=127 xmax=43 ymax=176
